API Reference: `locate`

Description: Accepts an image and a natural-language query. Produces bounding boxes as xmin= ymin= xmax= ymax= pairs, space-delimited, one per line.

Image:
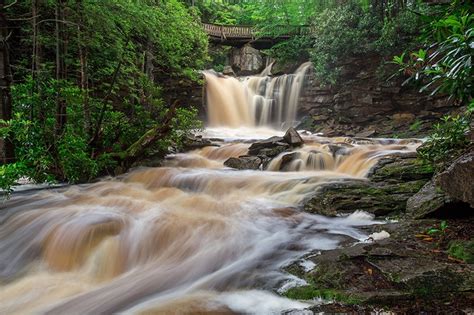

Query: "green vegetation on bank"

xmin=393 ymin=1 xmax=473 ymax=167
xmin=193 ymin=1 xmax=425 ymax=84
xmin=0 ymin=0 xmax=206 ymax=193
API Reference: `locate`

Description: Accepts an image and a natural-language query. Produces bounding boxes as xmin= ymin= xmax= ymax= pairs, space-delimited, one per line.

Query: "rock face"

xmin=437 ymin=150 xmax=474 ymax=208
xmin=304 ymin=156 xmax=434 ymax=217
xmin=222 ymin=65 xmax=236 ymax=76
xmin=406 ymin=180 xmax=453 ymax=219
xmin=297 ymin=56 xmax=460 ymax=137
xmin=230 ymin=44 xmax=263 ymax=75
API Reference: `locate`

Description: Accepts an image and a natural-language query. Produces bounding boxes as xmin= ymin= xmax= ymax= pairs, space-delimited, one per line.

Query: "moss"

xmin=284 ymin=286 xmax=362 ymax=304
xmin=448 ymin=240 xmax=474 ymax=264
xmin=372 ymin=159 xmax=434 ymax=181
xmin=382 ymin=180 xmax=427 ymax=194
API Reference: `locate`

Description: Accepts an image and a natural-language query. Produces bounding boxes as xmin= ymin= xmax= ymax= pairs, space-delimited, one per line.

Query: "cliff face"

xmin=297 ymin=55 xmax=461 ymax=137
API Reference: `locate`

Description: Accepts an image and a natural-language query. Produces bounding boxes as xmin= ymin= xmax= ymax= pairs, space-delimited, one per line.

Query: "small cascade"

xmin=204 ymin=62 xmax=311 ymax=129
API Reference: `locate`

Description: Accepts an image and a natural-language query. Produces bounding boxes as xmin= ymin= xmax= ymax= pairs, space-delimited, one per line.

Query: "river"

xmin=0 ymin=68 xmax=419 ymax=314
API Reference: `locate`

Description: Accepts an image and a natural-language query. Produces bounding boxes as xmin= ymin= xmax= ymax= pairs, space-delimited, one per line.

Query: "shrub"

xmin=418 ymin=102 xmax=472 ymax=167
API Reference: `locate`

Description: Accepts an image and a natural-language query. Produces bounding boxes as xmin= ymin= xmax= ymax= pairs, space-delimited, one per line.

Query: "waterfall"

xmin=204 ymin=62 xmax=311 ymax=129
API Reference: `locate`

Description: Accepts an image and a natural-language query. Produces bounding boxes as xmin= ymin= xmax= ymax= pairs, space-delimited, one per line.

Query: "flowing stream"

xmin=0 ymin=66 xmax=420 ymax=314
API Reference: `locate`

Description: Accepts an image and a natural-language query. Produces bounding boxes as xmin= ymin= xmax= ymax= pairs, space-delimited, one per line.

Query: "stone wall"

xmin=298 ymin=55 xmax=461 ymax=137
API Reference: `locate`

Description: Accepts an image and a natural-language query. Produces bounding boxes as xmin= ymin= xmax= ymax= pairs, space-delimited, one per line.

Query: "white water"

xmin=204 ymin=63 xmax=311 ymax=129
xmin=0 ymin=63 xmax=421 ymax=314
xmin=0 ymin=132 xmax=419 ymax=315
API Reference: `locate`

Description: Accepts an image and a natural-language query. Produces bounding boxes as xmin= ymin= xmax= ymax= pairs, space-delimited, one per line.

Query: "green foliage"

xmin=392 ymin=7 xmax=473 ymax=102
xmin=1 ymin=75 xmax=202 ymax=194
xmin=418 ymin=110 xmax=471 ymax=166
xmin=57 ymin=129 xmax=98 ymax=183
xmin=264 ymin=35 xmax=312 ymax=64
xmin=309 ymin=2 xmax=421 ymax=84
xmin=2 ymin=0 xmax=206 ymax=194
xmin=448 ymin=240 xmax=474 ymax=264
xmin=0 ymin=162 xmax=29 ymax=195
xmin=309 ymin=5 xmax=377 ymax=84
xmin=373 ymin=10 xmax=421 ymax=55
xmin=426 ymin=220 xmax=448 ymax=235
xmin=409 ymin=119 xmax=422 ymax=132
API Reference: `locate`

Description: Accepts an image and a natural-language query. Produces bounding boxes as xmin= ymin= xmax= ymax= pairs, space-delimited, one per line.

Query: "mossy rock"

xmin=369 ymin=157 xmax=434 ymax=182
xmin=284 ymin=285 xmax=362 ymax=305
xmin=304 ymin=179 xmax=427 ymax=217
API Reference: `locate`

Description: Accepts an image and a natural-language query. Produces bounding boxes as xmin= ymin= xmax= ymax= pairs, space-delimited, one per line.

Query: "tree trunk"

xmin=55 ymin=0 xmax=66 ymax=135
xmin=0 ymin=0 xmax=14 ymax=165
xmin=30 ymin=0 xmax=39 ymax=120
xmin=77 ymin=0 xmax=90 ymax=134
xmin=31 ymin=0 xmax=39 ymax=80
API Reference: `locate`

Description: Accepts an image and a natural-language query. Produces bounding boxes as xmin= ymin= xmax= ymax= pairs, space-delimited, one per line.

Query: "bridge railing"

xmin=202 ymin=23 xmax=314 ymax=40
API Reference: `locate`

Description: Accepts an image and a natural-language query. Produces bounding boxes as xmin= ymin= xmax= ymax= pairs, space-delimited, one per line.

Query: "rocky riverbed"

xmin=215 ymin=129 xmax=474 ymax=313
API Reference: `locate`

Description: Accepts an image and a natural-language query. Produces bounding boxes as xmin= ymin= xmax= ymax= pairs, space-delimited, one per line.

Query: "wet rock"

xmin=304 ymin=157 xmax=433 ymax=217
xmin=368 ymin=156 xmax=433 ymax=182
xmin=326 ymin=144 xmax=350 ymax=156
xmin=222 ymin=66 xmax=236 ymax=76
xmin=182 ymin=135 xmax=216 ymax=151
xmin=406 ymin=180 xmax=453 ymax=219
xmin=248 ymin=136 xmax=289 ymax=157
xmin=279 ymin=152 xmax=301 ymax=171
xmin=224 ymin=155 xmax=262 ymax=170
xmin=437 ymin=150 xmax=474 ymax=208
xmin=392 ymin=113 xmax=416 ymax=126
xmin=355 ymin=129 xmax=376 ymax=138
xmin=283 ymin=127 xmax=304 ymax=147
xmin=304 ymin=179 xmax=426 ymax=217
xmin=281 ymin=310 xmax=313 ymax=315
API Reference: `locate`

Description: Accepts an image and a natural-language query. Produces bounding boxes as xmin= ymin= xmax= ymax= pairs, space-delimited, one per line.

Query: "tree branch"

xmin=4 ymin=0 xmax=17 ymax=10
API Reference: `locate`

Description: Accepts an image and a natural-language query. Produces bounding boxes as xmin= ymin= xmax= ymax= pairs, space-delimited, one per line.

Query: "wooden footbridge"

xmin=202 ymin=23 xmax=312 ymax=48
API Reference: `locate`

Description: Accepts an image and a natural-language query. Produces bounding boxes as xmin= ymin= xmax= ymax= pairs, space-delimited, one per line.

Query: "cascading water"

xmin=0 ymin=63 xmax=421 ymax=314
xmin=204 ymin=62 xmax=311 ymax=129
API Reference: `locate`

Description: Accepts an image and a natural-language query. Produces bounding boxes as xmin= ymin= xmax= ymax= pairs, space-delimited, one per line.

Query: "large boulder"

xmin=437 ymin=150 xmax=474 ymax=208
xmin=283 ymin=127 xmax=304 ymax=147
xmin=406 ymin=180 xmax=453 ymax=219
